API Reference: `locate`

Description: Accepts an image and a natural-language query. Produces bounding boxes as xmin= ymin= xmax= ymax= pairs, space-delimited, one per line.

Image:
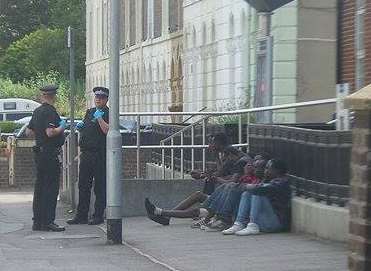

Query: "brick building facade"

xmin=338 ymin=0 xmax=371 ymax=92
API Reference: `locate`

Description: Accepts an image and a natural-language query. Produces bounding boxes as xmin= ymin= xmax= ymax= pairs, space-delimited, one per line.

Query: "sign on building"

xmin=336 ymin=83 xmax=350 ymax=131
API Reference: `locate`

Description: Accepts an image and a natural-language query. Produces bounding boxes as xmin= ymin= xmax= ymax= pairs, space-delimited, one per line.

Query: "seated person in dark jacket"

xmin=222 ymin=158 xmax=291 ymax=235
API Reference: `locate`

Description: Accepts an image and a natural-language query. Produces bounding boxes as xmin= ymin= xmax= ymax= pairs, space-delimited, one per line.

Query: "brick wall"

xmin=122 ymin=149 xmax=152 ymax=179
xmin=13 ymin=147 xmax=36 ymax=186
xmin=348 ymin=110 xmax=371 ymax=270
xmin=338 ymin=0 xmax=356 ymax=91
xmin=339 ymin=0 xmax=371 ymax=92
xmin=0 ymin=155 xmax=9 ymax=187
xmin=365 ymin=1 xmax=371 ymax=86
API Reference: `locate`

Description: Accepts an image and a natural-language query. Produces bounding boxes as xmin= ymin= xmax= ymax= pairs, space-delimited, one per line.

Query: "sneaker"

xmin=148 ymin=214 xmax=170 ymax=226
xmin=190 ymin=217 xmax=208 ymax=229
xmin=204 ymin=219 xmax=230 ymax=232
xmin=222 ymin=223 xmax=245 ymax=235
xmin=235 ymin=222 xmax=260 ymax=236
xmin=200 ymin=217 xmax=217 ymax=230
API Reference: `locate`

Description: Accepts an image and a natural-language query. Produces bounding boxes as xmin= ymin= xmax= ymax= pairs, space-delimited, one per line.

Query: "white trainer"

xmin=235 ymin=222 xmax=260 ymax=236
xmin=222 ymin=223 xmax=245 ymax=235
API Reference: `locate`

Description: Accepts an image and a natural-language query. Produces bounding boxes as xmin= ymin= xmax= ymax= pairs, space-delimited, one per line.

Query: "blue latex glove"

xmin=59 ymin=119 xmax=67 ymax=129
xmin=76 ymin=121 xmax=84 ymax=130
xmin=93 ymin=109 xmax=104 ymax=120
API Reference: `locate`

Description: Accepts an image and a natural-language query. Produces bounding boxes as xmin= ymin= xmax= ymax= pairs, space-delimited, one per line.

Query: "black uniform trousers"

xmin=76 ymin=150 xmax=106 ymax=220
xmin=33 ymin=149 xmax=60 ymax=225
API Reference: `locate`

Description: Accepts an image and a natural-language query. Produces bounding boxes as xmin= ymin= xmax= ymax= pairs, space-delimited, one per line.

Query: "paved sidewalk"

xmin=0 ymin=191 xmax=347 ymax=271
xmin=0 ymin=191 xmax=167 ymax=271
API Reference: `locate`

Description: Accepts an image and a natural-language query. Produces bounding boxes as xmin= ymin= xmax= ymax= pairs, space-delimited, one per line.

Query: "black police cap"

xmin=40 ymin=85 xmax=58 ymax=95
xmin=93 ymin=87 xmax=109 ymax=97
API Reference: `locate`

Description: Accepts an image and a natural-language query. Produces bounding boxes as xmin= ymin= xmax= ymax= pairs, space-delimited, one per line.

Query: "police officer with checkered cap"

xmin=67 ymin=87 xmax=109 ymax=225
xmin=27 ymin=85 xmax=66 ymax=232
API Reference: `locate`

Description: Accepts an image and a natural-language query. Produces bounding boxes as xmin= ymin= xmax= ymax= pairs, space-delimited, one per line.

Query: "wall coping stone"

xmin=345 ymin=83 xmax=371 ymax=110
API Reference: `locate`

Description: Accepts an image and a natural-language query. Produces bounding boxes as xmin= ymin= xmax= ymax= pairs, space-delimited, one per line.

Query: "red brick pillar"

xmin=345 ymin=84 xmax=371 ymax=271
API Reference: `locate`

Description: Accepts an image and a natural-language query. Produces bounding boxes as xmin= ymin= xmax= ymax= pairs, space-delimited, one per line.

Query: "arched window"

xmin=163 ymin=61 xmax=167 ymax=81
xmin=148 ymin=64 xmax=153 ymax=82
xmin=131 ymin=67 xmax=135 ymax=84
xmin=241 ymin=10 xmax=246 ymax=36
xmin=229 ymin=13 xmax=235 ymax=38
xmin=211 ymin=20 xmax=216 ymax=42
xmin=192 ymin=26 xmax=196 ymax=47
xmin=202 ymin=22 xmax=207 ymax=45
xmin=156 ymin=62 xmax=160 ymax=82
xmin=137 ymin=65 xmax=140 ymax=84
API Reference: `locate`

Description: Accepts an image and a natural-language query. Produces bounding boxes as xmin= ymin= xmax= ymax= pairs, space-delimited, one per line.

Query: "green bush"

xmin=0 ymin=121 xmax=22 ymax=134
xmin=0 ymin=71 xmax=86 ymax=118
xmin=0 ymin=28 xmax=68 ymax=82
xmin=0 ymin=141 xmax=7 ymax=148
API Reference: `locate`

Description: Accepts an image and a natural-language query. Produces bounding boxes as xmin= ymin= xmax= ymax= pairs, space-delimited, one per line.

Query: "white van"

xmin=0 ymin=98 xmax=41 ymax=121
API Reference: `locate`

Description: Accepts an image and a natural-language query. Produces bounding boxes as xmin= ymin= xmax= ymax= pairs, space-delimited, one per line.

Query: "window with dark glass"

xmin=154 ymin=0 xmax=162 ymax=38
xmin=129 ymin=0 xmax=136 ymax=46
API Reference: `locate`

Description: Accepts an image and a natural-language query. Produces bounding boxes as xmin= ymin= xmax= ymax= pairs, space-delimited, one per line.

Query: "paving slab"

xmin=121 ymin=217 xmax=347 ymax=271
xmin=0 ymin=191 xmax=348 ymax=271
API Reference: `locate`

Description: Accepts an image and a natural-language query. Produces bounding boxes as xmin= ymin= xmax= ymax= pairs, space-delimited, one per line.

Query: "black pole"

xmin=40 ymin=0 xmax=48 ymax=26
xmin=68 ymin=26 xmax=76 ymax=209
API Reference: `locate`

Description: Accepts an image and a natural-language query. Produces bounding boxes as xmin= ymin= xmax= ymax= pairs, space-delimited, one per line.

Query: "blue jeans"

xmin=202 ymin=183 xmax=240 ymax=214
xmin=236 ymin=192 xmax=282 ymax=232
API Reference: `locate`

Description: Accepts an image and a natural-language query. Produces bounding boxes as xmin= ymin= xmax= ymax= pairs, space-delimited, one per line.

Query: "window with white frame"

xmin=169 ymin=0 xmax=182 ymax=33
xmin=129 ymin=0 xmax=136 ymax=46
xmin=103 ymin=1 xmax=109 ymax=55
xmin=142 ymin=0 xmax=148 ymax=41
xmin=153 ymin=0 xmax=162 ymax=38
xmin=120 ymin=0 xmax=126 ymax=49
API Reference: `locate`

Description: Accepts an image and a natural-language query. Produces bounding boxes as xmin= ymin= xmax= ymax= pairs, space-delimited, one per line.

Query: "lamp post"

xmin=106 ymin=0 xmax=123 ymax=244
xmin=67 ymin=26 xmax=76 ymax=209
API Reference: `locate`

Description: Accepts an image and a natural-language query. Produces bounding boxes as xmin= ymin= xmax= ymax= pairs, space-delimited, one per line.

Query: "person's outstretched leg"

xmin=172 ymin=191 xmax=208 ymax=210
xmin=144 ymin=198 xmax=210 ymax=226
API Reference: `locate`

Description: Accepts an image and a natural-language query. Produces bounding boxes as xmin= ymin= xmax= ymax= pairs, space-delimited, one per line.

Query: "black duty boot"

xmin=66 ymin=216 xmax=88 ymax=225
xmin=32 ymin=222 xmax=42 ymax=231
xmin=88 ymin=217 xmax=104 ymax=225
xmin=41 ymin=223 xmax=65 ymax=232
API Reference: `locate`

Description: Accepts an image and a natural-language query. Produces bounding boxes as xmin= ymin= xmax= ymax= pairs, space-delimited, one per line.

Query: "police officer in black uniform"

xmin=67 ymin=87 xmax=109 ymax=225
xmin=26 ymin=85 xmax=66 ymax=232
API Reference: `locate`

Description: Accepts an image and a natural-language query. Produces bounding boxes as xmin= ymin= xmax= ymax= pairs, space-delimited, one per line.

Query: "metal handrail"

xmin=119 ymin=98 xmax=336 ymax=117
xmin=119 ymin=98 xmax=338 ymax=180
xmin=160 ymin=115 xmax=211 ymax=144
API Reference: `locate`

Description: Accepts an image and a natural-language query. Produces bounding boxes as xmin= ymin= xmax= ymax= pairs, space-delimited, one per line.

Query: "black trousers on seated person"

xmin=76 ymin=150 xmax=106 ymax=220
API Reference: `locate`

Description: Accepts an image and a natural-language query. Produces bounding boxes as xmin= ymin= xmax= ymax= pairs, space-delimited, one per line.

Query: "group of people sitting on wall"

xmin=144 ymin=133 xmax=291 ymax=236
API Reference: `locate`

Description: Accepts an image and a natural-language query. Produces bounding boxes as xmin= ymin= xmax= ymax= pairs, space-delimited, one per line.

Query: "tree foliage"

xmin=0 ymin=28 xmax=68 ymax=82
xmin=0 ymin=0 xmax=44 ymax=53
xmin=0 ymin=0 xmax=86 ymax=81
xmin=0 ymin=72 xmax=87 ymax=118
